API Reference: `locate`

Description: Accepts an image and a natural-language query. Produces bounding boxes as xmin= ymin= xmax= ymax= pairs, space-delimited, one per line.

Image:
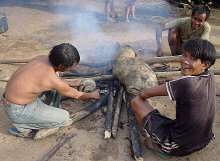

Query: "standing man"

xmin=156 ymin=5 xmax=211 ymax=57
xmin=125 ymin=0 xmax=140 ymax=23
xmin=131 ymin=38 xmax=216 ymax=157
xmin=105 ymin=0 xmax=117 ymax=22
xmin=1 ymin=43 xmax=100 ymax=140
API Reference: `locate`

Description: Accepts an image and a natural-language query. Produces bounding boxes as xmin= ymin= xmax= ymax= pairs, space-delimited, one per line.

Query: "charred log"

xmin=70 ymin=92 xmax=109 ymax=122
xmin=126 ymin=93 xmax=143 ymax=161
xmin=104 ymin=82 xmax=114 ymax=139
xmin=112 ymin=85 xmax=124 ymax=138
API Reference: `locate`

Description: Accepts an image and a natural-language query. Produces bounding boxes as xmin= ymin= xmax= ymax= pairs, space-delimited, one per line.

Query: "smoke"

xmin=67 ymin=5 xmax=117 ymax=66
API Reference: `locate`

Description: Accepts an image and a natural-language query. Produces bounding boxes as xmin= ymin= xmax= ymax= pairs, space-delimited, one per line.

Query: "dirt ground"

xmin=0 ymin=0 xmax=220 ymax=161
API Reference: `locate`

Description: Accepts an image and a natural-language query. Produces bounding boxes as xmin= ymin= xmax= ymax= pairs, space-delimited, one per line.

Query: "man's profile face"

xmin=191 ymin=11 xmax=206 ymax=30
xmin=59 ymin=62 xmax=78 ymax=72
xmin=180 ymin=51 xmax=208 ymax=76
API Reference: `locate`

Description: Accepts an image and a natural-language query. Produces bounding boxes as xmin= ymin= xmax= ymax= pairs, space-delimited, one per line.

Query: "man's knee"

xmin=131 ymin=96 xmax=142 ymax=113
xmin=168 ymin=28 xmax=179 ymax=44
xmin=56 ymin=110 xmax=69 ymax=126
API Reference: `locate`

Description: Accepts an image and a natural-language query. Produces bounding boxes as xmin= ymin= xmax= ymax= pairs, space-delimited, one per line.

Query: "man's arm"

xmin=156 ymin=24 xmax=166 ymax=57
xmin=200 ymin=23 xmax=211 ymax=40
xmin=138 ymin=84 xmax=168 ymax=100
xmin=67 ymin=79 xmax=84 ymax=87
xmin=53 ymin=78 xmax=100 ymax=100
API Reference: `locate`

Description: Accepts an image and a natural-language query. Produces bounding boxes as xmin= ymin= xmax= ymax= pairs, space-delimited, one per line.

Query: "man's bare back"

xmin=5 ymin=55 xmax=60 ymax=105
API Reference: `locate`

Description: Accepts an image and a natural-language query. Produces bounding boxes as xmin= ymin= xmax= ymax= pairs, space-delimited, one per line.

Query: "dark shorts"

xmin=127 ymin=0 xmax=137 ymax=6
xmin=105 ymin=0 xmax=113 ymax=4
xmin=142 ymin=110 xmax=193 ymax=156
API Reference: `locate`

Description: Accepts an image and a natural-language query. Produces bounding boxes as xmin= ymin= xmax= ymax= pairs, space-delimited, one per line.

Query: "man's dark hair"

xmin=49 ymin=43 xmax=80 ymax=68
xmin=183 ymin=38 xmax=216 ymax=69
xmin=192 ymin=5 xmax=210 ymax=20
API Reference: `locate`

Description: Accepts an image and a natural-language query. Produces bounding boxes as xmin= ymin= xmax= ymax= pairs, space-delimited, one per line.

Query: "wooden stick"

xmin=142 ymin=54 xmax=220 ymax=65
xmin=1 ymin=54 xmax=220 ymax=65
xmin=126 ymin=92 xmax=143 ymax=161
xmin=104 ymin=82 xmax=114 ymax=139
xmin=112 ymin=86 xmax=124 ymax=138
xmin=59 ymin=72 xmax=108 ymax=78
xmin=2 ymin=69 xmax=220 ymax=82
xmin=40 ymin=133 xmax=77 ymax=161
xmin=63 ymin=75 xmax=115 ymax=81
xmin=70 ymin=92 xmax=109 ymax=122
xmin=155 ymin=71 xmax=181 ymax=78
xmin=0 ymin=59 xmax=30 ymax=64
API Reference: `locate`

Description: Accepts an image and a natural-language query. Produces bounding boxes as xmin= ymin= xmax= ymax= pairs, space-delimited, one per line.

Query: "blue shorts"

xmin=1 ymin=91 xmax=69 ymax=133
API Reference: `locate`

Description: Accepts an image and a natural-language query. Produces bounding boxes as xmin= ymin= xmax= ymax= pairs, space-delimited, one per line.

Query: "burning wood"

xmin=126 ymin=93 xmax=143 ymax=161
xmin=70 ymin=92 xmax=109 ymax=123
xmin=104 ymin=82 xmax=114 ymax=139
xmin=112 ymin=85 xmax=124 ymax=138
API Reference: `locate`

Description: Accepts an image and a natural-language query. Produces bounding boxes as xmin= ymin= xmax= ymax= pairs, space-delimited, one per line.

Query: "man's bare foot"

xmin=106 ymin=17 xmax=116 ymax=22
xmin=144 ymin=137 xmax=163 ymax=153
xmin=112 ymin=12 xmax=119 ymax=18
xmin=132 ymin=16 xmax=140 ymax=21
xmin=126 ymin=19 xmax=130 ymax=23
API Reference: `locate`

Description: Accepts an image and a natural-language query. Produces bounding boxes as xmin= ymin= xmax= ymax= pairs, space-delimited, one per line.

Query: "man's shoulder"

xmin=164 ymin=17 xmax=190 ymax=30
xmin=203 ymin=21 xmax=211 ymax=30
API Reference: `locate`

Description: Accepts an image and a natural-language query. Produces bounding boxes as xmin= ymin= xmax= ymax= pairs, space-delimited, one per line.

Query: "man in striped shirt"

xmin=131 ymin=38 xmax=216 ymax=157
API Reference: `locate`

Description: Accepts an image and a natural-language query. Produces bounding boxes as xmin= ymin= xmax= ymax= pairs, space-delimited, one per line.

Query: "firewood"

xmin=2 ymin=69 xmax=220 ymax=82
xmin=70 ymin=92 xmax=109 ymax=122
xmin=112 ymin=86 xmax=124 ymax=138
xmin=126 ymin=92 xmax=143 ymax=161
xmin=1 ymin=54 xmax=220 ymax=65
xmin=0 ymin=59 xmax=30 ymax=64
xmin=142 ymin=54 xmax=220 ymax=65
xmin=104 ymin=82 xmax=114 ymax=139
xmin=40 ymin=133 xmax=76 ymax=161
xmin=155 ymin=71 xmax=182 ymax=78
xmin=63 ymin=75 xmax=115 ymax=82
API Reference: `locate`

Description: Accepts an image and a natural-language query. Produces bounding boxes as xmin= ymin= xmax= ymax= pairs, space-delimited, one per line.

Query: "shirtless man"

xmin=1 ymin=43 xmax=100 ymax=139
xmin=156 ymin=5 xmax=211 ymax=57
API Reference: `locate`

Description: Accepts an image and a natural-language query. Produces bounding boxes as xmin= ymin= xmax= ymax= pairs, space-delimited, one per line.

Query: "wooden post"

xmin=104 ymin=82 xmax=114 ymax=139
xmin=112 ymin=86 xmax=124 ymax=138
xmin=126 ymin=92 xmax=143 ymax=161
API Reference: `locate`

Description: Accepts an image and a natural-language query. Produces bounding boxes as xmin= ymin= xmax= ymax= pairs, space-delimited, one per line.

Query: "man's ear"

xmin=57 ymin=65 xmax=65 ymax=71
xmin=202 ymin=62 xmax=210 ymax=70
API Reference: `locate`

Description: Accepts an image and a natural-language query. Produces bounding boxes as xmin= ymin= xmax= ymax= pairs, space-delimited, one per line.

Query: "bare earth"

xmin=0 ymin=0 xmax=220 ymax=161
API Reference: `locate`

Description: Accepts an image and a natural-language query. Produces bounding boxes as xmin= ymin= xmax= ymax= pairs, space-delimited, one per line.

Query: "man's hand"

xmin=91 ymin=90 xmax=100 ymax=99
xmin=156 ymin=47 xmax=164 ymax=57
